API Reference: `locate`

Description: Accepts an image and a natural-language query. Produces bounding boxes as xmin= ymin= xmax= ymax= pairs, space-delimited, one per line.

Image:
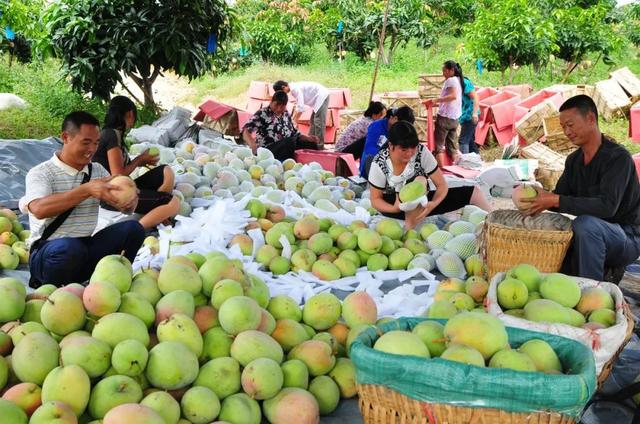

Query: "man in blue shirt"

xmin=459 ymin=77 xmax=480 ymax=154
xmin=360 ymin=106 xmax=415 ymax=178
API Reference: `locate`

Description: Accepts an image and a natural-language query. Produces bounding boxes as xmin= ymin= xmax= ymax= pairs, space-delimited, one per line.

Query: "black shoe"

xmin=603 ymin=266 xmax=625 ymax=285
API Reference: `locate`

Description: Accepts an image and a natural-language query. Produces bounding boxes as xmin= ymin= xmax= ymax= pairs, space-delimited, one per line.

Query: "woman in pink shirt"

xmin=426 ymin=60 xmax=464 ymax=167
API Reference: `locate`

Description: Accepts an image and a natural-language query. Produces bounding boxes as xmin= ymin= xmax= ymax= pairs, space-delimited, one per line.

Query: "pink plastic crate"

xmin=498 ymin=84 xmax=533 ymax=98
xmin=298 ymin=108 xmax=340 ymax=127
xmin=482 ymin=92 xmax=521 ymax=131
xmin=517 ymin=89 xmax=564 ymax=110
xmin=294 ymin=150 xmax=359 ymax=176
xmin=491 ymin=123 xmax=516 ymax=146
xmin=248 ymin=81 xmax=273 ymax=100
xmin=475 ymin=121 xmax=492 ymax=146
xmin=630 ymin=103 xmax=640 ymax=143
xmin=328 ymin=89 xmax=352 ymax=109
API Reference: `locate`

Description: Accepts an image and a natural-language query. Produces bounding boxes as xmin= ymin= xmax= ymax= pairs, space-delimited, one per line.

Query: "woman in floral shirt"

xmin=335 ymin=101 xmax=386 ymax=159
xmin=242 ymin=91 xmax=320 ymax=161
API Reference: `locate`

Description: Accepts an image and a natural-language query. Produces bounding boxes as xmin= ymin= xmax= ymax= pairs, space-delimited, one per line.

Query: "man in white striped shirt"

xmin=20 ymin=111 xmax=145 ymax=287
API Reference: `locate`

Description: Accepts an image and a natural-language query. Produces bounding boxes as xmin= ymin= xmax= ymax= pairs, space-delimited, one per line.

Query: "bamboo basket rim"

xmin=357 ymin=383 xmax=577 ymax=424
xmin=596 ymin=301 xmax=635 ymax=388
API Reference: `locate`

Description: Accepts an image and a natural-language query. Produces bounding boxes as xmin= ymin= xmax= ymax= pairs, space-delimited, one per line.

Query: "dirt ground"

xmin=115 ymin=72 xmax=197 ymax=112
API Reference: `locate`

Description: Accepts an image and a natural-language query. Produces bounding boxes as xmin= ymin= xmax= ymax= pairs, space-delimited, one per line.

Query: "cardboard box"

xmin=328 ymin=88 xmax=352 ymax=109
xmin=248 ymin=81 xmax=273 ymax=100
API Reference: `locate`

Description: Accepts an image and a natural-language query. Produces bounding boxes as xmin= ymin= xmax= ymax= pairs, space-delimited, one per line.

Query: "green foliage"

xmin=42 ymin=0 xmax=233 ymax=108
xmin=552 ymin=2 xmax=623 ymax=67
xmin=0 ymin=0 xmax=46 ymax=41
xmin=622 ymin=3 xmax=640 ymax=48
xmin=464 ymin=0 xmax=556 ymax=80
xmin=428 ymin=0 xmax=479 ymax=36
xmin=332 ymin=0 xmax=437 ymax=64
xmin=211 ymin=48 xmax=254 ymax=76
xmin=237 ymin=0 xmax=320 ymax=65
xmin=0 ymin=56 xmax=158 ymax=139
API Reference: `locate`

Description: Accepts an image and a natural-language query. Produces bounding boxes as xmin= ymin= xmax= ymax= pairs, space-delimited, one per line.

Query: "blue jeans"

xmin=561 ymin=215 xmax=640 ymax=281
xmin=29 ymin=220 xmax=145 ymax=287
xmin=459 ymin=120 xmax=478 ymax=154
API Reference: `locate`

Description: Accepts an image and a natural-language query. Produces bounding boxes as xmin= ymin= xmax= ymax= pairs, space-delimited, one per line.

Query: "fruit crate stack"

xmin=418 ymin=74 xmax=445 ymax=99
xmin=520 ymin=142 xmax=567 ymax=191
xmin=543 ymin=115 xmax=577 ymax=155
xmin=298 ymin=88 xmax=352 ymax=145
xmin=246 ymin=81 xmax=274 ymax=114
xmin=350 ymin=316 xmax=596 ymax=424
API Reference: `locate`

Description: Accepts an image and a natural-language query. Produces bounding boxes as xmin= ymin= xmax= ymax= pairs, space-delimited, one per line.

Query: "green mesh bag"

xmin=350 ymin=317 xmax=596 ymax=417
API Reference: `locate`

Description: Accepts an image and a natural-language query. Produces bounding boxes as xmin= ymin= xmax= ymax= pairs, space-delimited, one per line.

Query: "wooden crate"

xmin=520 ymin=142 xmax=566 ymax=191
xmin=515 ymin=99 xmax=557 ymax=144
xmin=593 ymin=79 xmax=632 ymax=121
xmin=415 ymin=116 xmax=433 ymax=142
xmin=378 ymin=91 xmax=426 ymax=117
xmin=418 ymin=74 xmax=445 ymax=99
xmin=543 ymin=115 xmax=577 ymax=155
xmin=202 ymin=110 xmax=240 ymax=136
xmin=610 ymin=67 xmax=640 ymax=101
xmin=339 ymin=109 xmax=363 ymax=129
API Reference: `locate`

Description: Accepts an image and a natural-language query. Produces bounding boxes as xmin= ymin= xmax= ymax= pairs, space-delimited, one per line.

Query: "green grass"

xmin=0 ymin=57 xmax=157 ymax=140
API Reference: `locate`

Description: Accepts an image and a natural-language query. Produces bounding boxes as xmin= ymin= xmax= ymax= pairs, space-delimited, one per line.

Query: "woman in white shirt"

xmin=426 ymin=60 xmax=464 ymax=167
xmin=368 ymin=121 xmax=490 ymax=229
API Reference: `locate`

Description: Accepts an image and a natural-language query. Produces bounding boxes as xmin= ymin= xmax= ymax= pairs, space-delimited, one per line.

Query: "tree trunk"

xmin=385 ymin=33 xmax=397 ymax=65
xmin=127 ymin=65 xmax=161 ymax=111
xmin=561 ymin=61 xmax=579 ymax=83
xmin=508 ymin=55 xmax=515 ymax=84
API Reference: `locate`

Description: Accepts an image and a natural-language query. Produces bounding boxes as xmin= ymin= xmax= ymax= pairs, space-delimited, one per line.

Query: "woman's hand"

xmin=136 ymin=149 xmax=160 ymax=167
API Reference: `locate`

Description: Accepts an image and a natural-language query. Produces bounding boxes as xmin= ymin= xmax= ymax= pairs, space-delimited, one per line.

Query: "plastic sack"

xmin=129 ymin=125 xmax=171 ymax=146
xmin=399 ymin=195 xmax=428 ymax=212
xmin=487 ymin=273 xmax=630 ymax=375
xmin=350 ymin=317 xmax=596 ymax=418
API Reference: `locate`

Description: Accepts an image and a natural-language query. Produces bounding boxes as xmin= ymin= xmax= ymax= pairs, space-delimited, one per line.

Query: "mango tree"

xmin=43 ymin=0 xmax=233 ymax=109
xmin=463 ymin=0 xmax=556 ymax=84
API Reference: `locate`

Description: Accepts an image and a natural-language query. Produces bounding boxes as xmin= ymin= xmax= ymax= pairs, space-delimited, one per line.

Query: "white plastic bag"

xmin=399 ymin=195 xmax=428 ymax=212
xmin=487 ymin=272 xmax=630 ymax=375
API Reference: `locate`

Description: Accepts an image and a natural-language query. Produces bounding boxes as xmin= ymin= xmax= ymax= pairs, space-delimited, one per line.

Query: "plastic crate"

xmin=294 ymin=150 xmax=359 ymax=177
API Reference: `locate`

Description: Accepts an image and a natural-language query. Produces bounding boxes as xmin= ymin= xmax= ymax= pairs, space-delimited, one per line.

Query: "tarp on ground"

xmin=0 ymin=137 xmax=62 ymax=209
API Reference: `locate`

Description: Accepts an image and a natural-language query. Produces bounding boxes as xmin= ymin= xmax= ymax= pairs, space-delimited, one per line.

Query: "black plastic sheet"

xmin=0 ymin=137 xmax=62 ymax=209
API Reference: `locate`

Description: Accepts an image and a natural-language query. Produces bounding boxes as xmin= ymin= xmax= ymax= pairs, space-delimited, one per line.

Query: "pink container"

xmin=630 ymin=103 xmax=640 ymax=143
xmin=294 ymin=150 xmax=359 ymax=176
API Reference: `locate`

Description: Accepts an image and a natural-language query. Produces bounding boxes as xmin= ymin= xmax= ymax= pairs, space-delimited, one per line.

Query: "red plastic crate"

xmin=630 ymin=102 xmax=640 ymax=143
xmin=294 ymin=150 xmax=359 ymax=176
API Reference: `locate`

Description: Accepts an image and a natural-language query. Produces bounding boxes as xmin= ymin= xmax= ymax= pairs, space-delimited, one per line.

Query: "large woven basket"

xmin=596 ymin=301 xmax=635 ymax=388
xmin=482 ymin=211 xmax=573 ymax=279
xmin=358 ymin=384 xmax=576 ymax=424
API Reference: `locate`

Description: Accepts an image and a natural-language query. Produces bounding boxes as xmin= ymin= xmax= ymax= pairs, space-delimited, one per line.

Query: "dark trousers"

xmin=266 ymin=136 xmax=319 ymax=162
xmin=434 ymin=115 xmax=459 ymax=157
xmin=339 ymin=137 xmax=366 ymax=160
xmin=561 ymin=215 xmax=640 ymax=281
xmin=459 ymin=120 xmax=479 ymax=154
xmin=29 ymin=220 xmax=145 ymax=287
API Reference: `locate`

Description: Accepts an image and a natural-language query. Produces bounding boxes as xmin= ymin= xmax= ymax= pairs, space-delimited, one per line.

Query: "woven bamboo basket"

xmin=481 ymin=211 xmax=573 ymax=279
xmin=357 ymin=384 xmax=577 ymax=424
xmin=596 ymin=301 xmax=635 ymax=388
xmin=520 ymin=142 xmax=567 ymax=190
xmin=515 ymin=100 xmax=558 ymax=144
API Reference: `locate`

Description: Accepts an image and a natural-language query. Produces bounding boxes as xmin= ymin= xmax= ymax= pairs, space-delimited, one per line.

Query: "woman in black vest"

xmin=94 ymin=96 xmax=179 ymax=229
